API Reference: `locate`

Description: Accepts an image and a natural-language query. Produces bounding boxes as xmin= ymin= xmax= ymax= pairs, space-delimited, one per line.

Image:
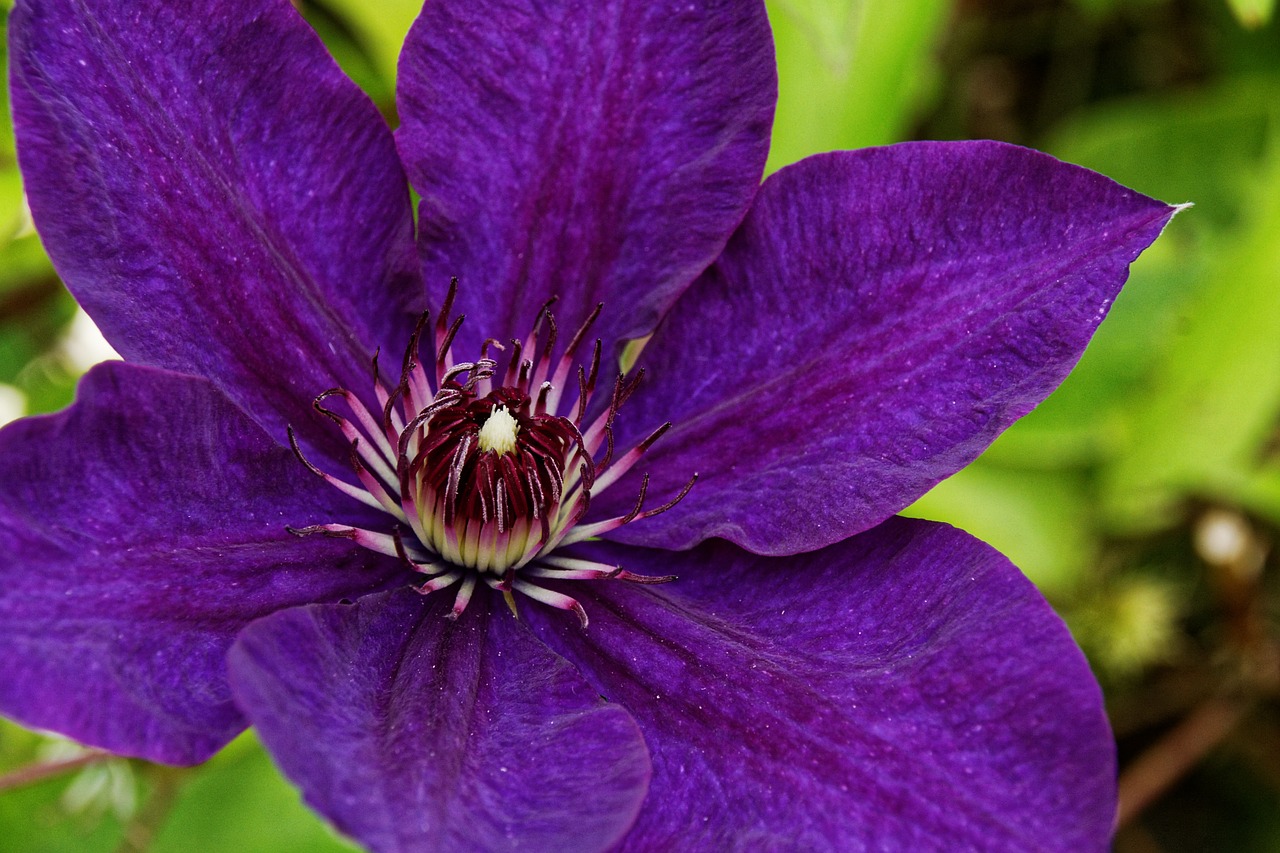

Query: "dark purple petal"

xmin=9 ymin=0 xmax=421 ymax=452
xmin=601 ymin=141 xmax=1177 ymax=554
xmin=396 ymin=0 xmax=775 ymax=358
xmin=0 ymin=363 xmax=403 ymax=764
xmin=530 ymin=519 xmax=1114 ymax=851
xmin=228 ymin=589 xmax=651 ymax=853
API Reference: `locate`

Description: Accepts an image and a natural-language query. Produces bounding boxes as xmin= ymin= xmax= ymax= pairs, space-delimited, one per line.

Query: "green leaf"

xmin=0 ymin=235 xmax=70 ymax=394
xmin=1234 ymin=466 xmax=1280 ymax=523
xmin=2 ymin=11 xmax=16 ymax=160
xmin=303 ymin=4 xmax=390 ymax=108
xmin=0 ymin=722 xmax=127 ymax=852
xmin=1103 ymin=138 xmax=1280 ymax=532
xmin=976 ymin=240 xmax=1202 ymax=470
xmin=0 ymin=169 xmax=23 ymax=252
xmin=904 ymin=463 xmax=1096 ymax=597
xmin=1228 ymin=0 xmax=1275 ymax=28
xmin=316 ymin=0 xmax=420 ymax=90
xmin=764 ymin=0 xmax=947 ymax=172
xmin=977 ymin=78 xmax=1280 ymax=474
xmin=1048 ymin=77 xmax=1280 ymax=231
xmin=151 ymin=734 xmax=356 ymax=853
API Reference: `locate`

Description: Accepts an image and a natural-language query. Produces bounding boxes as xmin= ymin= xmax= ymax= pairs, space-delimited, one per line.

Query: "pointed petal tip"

xmin=597 ymin=139 xmax=1182 ymax=555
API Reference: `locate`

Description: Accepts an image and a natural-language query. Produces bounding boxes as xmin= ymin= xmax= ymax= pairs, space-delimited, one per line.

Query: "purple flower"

xmin=0 ymin=0 xmax=1175 ymax=849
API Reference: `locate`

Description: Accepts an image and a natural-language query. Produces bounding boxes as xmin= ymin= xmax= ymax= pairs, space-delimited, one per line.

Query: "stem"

xmin=1116 ymin=697 xmax=1248 ymax=828
xmin=0 ymin=751 xmax=113 ymax=793
xmin=115 ymin=765 xmax=187 ymax=853
xmin=0 ymin=276 xmax=63 ymax=323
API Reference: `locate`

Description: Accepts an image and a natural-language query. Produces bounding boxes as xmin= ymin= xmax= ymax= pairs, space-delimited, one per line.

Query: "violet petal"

xmin=229 ymin=589 xmax=651 ymax=853
xmin=396 ymin=0 xmax=775 ymax=358
xmin=601 ymin=141 xmax=1177 ymax=554
xmin=0 ymin=363 xmax=404 ymax=764
xmin=8 ymin=0 xmax=421 ymax=454
xmin=530 ymin=519 xmax=1114 ymax=851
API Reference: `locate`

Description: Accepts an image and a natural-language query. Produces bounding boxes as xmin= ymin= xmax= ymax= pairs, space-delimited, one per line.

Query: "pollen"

xmin=477 ymin=405 xmax=519 ymax=456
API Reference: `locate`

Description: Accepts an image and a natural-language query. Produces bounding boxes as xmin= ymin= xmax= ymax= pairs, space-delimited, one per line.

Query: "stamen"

xmin=400 ymin=311 xmax=434 ymax=408
xmin=437 ymin=314 xmax=465 ymax=371
xmin=486 ymin=574 xmax=521 ymax=621
xmin=557 ymin=473 xmax=698 ymax=546
xmin=526 ymin=565 xmax=619 ymax=581
xmin=441 ymin=360 xmax=482 ymax=388
xmin=473 ymin=339 xmax=503 ymax=398
xmin=528 ymin=302 xmax=557 ymax=392
xmin=287 ymin=427 xmax=386 ymax=513
xmin=591 ymin=422 xmax=671 ymax=496
xmin=446 ymin=574 xmax=478 ymax=619
xmin=560 ymin=302 xmax=602 ymax=364
xmin=434 ymin=277 xmax=460 ymax=361
xmin=612 ymin=570 xmax=679 ymax=585
xmin=533 ymin=381 xmax=553 ymax=416
xmin=572 ymin=340 xmax=603 ymax=426
xmin=643 ymin=472 xmax=699 ymax=518
xmin=313 ymin=390 xmax=398 ymax=475
xmin=288 ymin=286 xmax=693 ymax=630
xmin=347 ymin=440 xmax=409 ymax=521
xmin=392 ymin=529 xmax=433 ymax=568
xmin=287 ymin=523 xmax=402 ymax=558
xmin=596 ymin=423 xmax=617 ymax=472
xmin=529 ymin=559 xmax=678 ymax=585
xmin=418 ymin=570 xmax=463 ymax=595
xmin=582 ymin=370 xmax=644 ymax=454
xmin=503 ymin=337 xmax=525 ymax=388
xmin=512 ymin=579 xmax=589 ymax=629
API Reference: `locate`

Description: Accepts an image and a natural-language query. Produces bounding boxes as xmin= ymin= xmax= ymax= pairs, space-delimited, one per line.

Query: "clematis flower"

xmin=0 ymin=0 xmax=1177 ymax=849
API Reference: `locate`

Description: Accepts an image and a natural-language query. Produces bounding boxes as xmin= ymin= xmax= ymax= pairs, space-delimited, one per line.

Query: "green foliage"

xmin=1104 ymin=139 xmax=1280 ymax=531
xmin=908 ymin=465 xmax=1098 ymax=596
xmin=0 ymin=721 xmax=128 ymax=852
xmin=301 ymin=1 xmax=394 ymax=110
xmin=0 ymin=13 xmax=74 ymax=420
xmin=765 ymin=0 xmax=948 ymax=172
xmin=1228 ymin=0 xmax=1276 ymax=28
xmin=150 ymin=734 xmax=357 ymax=853
xmin=0 ymin=721 xmax=353 ymax=852
xmin=911 ymin=71 xmax=1280 ymax=588
xmin=315 ymin=0 xmax=420 ymax=90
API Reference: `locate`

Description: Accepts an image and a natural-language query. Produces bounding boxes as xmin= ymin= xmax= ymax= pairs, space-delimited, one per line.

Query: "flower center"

xmin=286 ymin=279 xmax=694 ymax=626
xmin=476 ymin=405 xmax=519 ymax=455
xmin=409 ymin=388 xmax=575 ymax=573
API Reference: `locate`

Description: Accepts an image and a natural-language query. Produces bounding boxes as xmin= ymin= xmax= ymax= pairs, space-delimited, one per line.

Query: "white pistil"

xmin=477 ymin=405 xmax=519 ymax=456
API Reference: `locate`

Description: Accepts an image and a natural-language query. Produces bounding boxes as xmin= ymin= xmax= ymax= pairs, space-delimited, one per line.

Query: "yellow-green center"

xmin=476 ymin=405 xmax=519 ymax=456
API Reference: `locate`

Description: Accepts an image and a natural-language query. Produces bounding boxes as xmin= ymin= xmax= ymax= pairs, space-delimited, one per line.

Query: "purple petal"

xmin=228 ymin=589 xmax=651 ymax=853
xmin=396 ymin=0 xmax=775 ymax=358
xmin=529 ymin=519 xmax=1114 ymax=851
xmin=9 ymin=0 xmax=421 ymax=452
xmin=0 ymin=363 xmax=403 ymax=764
xmin=601 ymin=141 xmax=1177 ymax=554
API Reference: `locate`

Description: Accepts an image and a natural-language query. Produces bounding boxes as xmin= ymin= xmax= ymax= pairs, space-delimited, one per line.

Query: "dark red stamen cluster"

xmin=414 ymin=387 xmax=573 ymax=536
xmin=287 ymin=278 xmax=695 ymax=626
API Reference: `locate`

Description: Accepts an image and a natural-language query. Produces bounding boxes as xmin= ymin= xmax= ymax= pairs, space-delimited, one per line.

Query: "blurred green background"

xmin=2 ymin=0 xmax=1278 ymax=850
